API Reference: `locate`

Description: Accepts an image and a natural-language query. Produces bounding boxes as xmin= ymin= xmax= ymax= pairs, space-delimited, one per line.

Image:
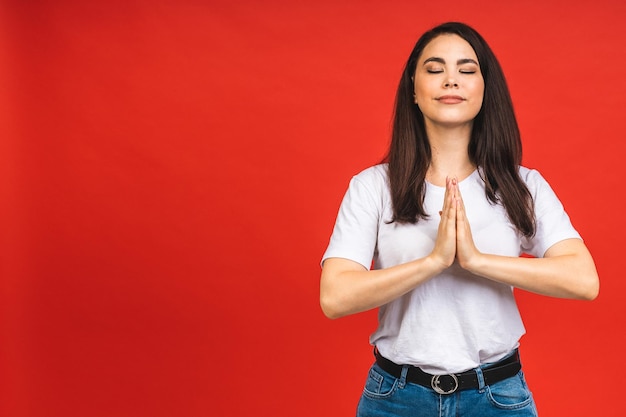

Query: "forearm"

xmin=321 ymin=181 xmax=459 ymax=319
xmin=462 ymin=241 xmax=599 ymax=300
xmin=320 ymin=256 xmax=446 ymax=319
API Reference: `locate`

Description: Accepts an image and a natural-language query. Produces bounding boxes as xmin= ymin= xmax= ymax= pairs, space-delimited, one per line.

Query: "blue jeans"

xmin=356 ymin=358 xmax=538 ymax=417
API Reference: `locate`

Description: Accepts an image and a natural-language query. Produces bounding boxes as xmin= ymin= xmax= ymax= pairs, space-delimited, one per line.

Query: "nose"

xmin=443 ymin=78 xmax=458 ymax=88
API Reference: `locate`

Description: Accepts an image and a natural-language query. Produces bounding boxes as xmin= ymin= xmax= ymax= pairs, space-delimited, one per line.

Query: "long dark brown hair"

xmin=384 ymin=22 xmax=535 ymax=237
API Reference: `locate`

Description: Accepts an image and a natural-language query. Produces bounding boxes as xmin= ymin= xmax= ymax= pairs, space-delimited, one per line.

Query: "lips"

xmin=436 ymin=95 xmax=465 ymax=104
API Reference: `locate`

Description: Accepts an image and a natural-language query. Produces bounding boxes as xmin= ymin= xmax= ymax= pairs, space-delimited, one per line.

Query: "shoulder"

xmin=353 ymin=163 xmax=389 ymax=183
xmin=518 ymin=165 xmax=542 ymax=182
xmin=517 ymin=166 xmax=552 ymax=193
xmin=518 ymin=166 xmax=565 ymax=214
xmin=349 ymin=163 xmax=390 ymax=193
xmin=337 ymin=164 xmax=391 ymax=211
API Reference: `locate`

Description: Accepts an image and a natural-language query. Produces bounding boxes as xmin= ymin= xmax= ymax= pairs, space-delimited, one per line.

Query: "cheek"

xmin=414 ymin=84 xmax=424 ymax=100
xmin=414 ymin=95 xmax=430 ymax=114
xmin=414 ymin=77 xmax=436 ymax=97
xmin=471 ymin=80 xmax=485 ymax=105
xmin=414 ymin=82 xmax=434 ymax=107
xmin=476 ymin=79 xmax=485 ymax=98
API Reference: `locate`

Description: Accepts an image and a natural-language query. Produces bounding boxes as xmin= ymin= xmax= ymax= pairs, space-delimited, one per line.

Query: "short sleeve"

xmin=321 ymin=166 xmax=386 ymax=270
xmin=520 ymin=168 xmax=581 ymax=257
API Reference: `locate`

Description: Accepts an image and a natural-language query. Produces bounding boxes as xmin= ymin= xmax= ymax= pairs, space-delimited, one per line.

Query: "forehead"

xmin=419 ymin=34 xmax=478 ymax=62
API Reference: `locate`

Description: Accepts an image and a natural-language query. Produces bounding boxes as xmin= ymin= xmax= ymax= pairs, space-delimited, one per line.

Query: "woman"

xmin=320 ymin=22 xmax=598 ymax=416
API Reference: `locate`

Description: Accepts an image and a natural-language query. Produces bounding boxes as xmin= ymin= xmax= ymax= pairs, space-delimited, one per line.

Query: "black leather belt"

xmin=374 ymin=348 xmax=522 ymax=395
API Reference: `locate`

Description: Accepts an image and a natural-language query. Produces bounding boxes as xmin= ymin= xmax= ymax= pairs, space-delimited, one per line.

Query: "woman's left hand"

xmin=448 ymin=179 xmax=482 ymax=271
xmin=447 ymin=178 xmax=598 ymax=300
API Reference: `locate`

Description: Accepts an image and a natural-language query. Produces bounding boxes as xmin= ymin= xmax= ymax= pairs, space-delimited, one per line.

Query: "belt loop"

xmin=475 ymin=366 xmax=485 ymax=391
xmin=398 ymin=365 xmax=409 ymax=389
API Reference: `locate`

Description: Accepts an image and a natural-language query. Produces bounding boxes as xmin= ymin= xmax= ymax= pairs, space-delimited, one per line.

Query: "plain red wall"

xmin=1 ymin=0 xmax=625 ymax=416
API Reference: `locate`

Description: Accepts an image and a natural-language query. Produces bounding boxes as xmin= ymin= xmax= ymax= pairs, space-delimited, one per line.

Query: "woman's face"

xmin=413 ymin=34 xmax=484 ymax=130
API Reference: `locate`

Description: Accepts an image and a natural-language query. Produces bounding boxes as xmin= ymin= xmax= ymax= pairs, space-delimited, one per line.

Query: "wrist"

xmin=459 ymin=251 xmax=484 ymax=275
xmin=425 ymin=253 xmax=453 ymax=275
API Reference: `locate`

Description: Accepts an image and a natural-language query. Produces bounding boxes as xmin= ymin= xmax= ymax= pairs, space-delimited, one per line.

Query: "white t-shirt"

xmin=322 ymin=164 xmax=580 ymax=373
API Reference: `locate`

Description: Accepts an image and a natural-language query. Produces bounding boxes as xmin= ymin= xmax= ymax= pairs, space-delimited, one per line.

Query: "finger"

xmin=445 ymin=177 xmax=457 ymax=208
xmin=440 ymin=193 xmax=458 ymax=239
xmin=441 ymin=191 xmax=456 ymax=222
xmin=455 ymin=192 xmax=471 ymax=242
xmin=443 ymin=177 xmax=455 ymax=212
xmin=437 ymin=181 xmax=455 ymax=229
xmin=439 ymin=186 xmax=448 ymax=218
xmin=451 ymin=177 xmax=459 ymax=200
xmin=455 ymin=197 xmax=466 ymax=231
xmin=455 ymin=182 xmax=465 ymax=210
xmin=449 ymin=180 xmax=467 ymax=236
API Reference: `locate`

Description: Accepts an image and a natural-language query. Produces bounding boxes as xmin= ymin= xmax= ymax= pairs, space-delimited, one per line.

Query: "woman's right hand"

xmin=321 ymin=178 xmax=461 ymax=319
xmin=429 ymin=177 xmax=458 ymax=270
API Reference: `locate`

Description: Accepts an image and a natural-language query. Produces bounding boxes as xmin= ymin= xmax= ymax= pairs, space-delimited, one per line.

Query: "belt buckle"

xmin=431 ymin=374 xmax=459 ymax=395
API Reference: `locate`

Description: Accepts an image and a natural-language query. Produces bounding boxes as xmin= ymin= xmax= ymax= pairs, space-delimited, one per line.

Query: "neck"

xmin=425 ymin=123 xmax=475 ymax=186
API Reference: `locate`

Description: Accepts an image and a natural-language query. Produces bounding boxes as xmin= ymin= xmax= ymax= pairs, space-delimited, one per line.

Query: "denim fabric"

xmin=356 ymin=360 xmax=538 ymax=417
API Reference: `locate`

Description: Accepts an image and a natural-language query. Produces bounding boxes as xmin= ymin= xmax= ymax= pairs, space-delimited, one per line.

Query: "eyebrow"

xmin=423 ymin=57 xmax=479 ymax=66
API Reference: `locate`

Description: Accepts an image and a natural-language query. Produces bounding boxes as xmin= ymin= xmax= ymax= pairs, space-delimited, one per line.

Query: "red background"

xmin=1 ymin=1 xmax=624 ymax=416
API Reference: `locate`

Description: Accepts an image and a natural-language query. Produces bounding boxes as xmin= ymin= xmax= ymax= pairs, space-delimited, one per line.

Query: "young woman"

xmin=320 ymin=22 xmax=598 ymax=416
